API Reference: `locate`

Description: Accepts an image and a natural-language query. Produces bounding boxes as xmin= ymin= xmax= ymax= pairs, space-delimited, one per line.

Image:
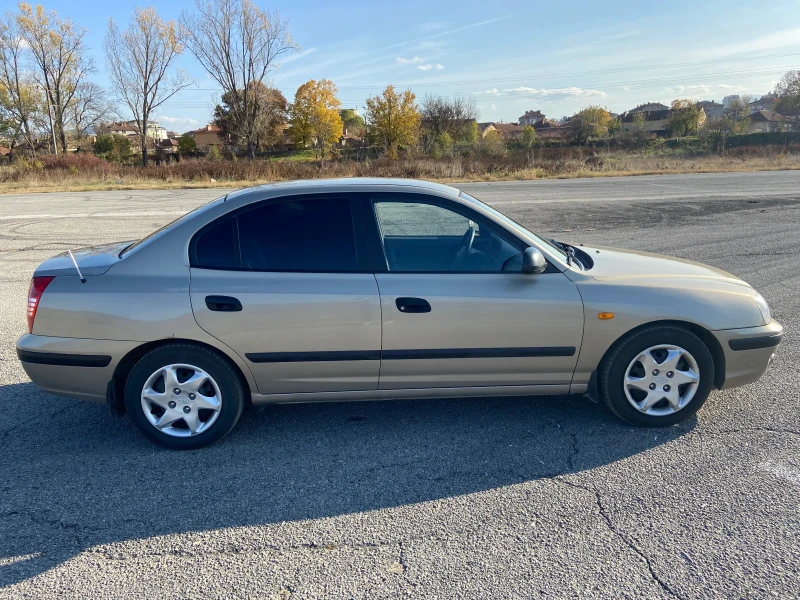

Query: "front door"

xmin=364 ymin=193 xmax=584 ymax=390
xmin=190 ymin=194 xmax=381 ymax=395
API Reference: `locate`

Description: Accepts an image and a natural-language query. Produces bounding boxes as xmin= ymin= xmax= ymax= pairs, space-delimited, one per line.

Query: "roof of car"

xmin=226 ymin=178 xmax=461 ymax=202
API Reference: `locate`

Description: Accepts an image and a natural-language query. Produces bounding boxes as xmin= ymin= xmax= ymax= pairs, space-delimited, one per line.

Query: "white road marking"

xmin=759 ymin=461 xmax=800 ymax=486
xmin=0 ymin=211 xmax=188 ymax=221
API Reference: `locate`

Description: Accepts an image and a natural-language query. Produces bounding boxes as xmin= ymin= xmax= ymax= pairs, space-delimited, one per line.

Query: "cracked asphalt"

xmin=1 ymin=170 xmax=799 ymax=599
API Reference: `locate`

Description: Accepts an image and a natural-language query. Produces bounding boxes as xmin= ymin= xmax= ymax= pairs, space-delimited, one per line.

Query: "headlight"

xmin=753 ymin=292 xmax=771 ymax=324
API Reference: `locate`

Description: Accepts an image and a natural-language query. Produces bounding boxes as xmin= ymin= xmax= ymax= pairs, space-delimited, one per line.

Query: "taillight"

xmin=27 ymin=276 xmax=54 ymax=333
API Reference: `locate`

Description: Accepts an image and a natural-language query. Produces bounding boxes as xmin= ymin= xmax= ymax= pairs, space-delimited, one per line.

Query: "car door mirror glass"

xmin=522 ymin=247 xmax=547 ymax=274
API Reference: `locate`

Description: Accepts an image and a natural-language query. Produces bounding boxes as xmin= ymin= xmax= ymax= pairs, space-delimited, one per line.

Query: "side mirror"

xmin=522 ymin=247 xmax=547 ymax=274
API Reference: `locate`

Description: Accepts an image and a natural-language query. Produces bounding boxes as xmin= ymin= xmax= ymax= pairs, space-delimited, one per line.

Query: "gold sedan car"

xmin=17 ymin=179 xmax=782 ymax=449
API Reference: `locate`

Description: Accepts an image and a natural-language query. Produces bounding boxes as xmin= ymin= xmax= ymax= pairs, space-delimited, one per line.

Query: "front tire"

xmin=599 ymin=324 xmax=714 ymax=427
xmin=124 ymin=343 xmax=245 ymax=449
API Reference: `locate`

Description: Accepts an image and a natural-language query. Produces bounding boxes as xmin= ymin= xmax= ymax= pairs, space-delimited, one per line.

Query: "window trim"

xmin=189 ymin=193 xmax=372 ymax=273
xmin=359 ymin=192 xmax=558 ymax=275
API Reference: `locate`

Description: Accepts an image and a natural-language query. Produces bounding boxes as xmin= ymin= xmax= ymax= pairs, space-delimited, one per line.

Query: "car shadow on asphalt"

xmin=0 ymin=382 xmax=696 ymax=586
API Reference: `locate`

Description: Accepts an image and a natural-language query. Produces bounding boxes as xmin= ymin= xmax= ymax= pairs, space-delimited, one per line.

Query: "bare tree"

xmin=181 ymin=0 xmax=297 ymax=159
xmin=420 ymin=94 xmax=479 ymax=151
xmin=0 ymin=11 xmax=41 ymax=158
xmin=69 ymin=81 xmax=114 ymax=142
xmin=17 ymin=3 xmax=94 ymax=154
xmin=105 ymin=7 xmax=191 ymax=166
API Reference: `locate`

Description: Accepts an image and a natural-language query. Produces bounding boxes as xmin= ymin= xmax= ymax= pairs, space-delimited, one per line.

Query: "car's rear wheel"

xmin=124 ymin=343 xmax=245 ymax=449
xmin=599 ymin=324 xmax=714 ymax=426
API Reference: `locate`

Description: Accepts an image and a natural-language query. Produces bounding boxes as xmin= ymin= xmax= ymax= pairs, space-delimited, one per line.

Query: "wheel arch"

xmin=588 ymin=319 xmax=726 ymax=398
xmin=108 ymin=338 xmax=254 ymax=416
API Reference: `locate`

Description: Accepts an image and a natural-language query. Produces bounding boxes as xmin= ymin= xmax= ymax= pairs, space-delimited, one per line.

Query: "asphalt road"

xmin=1 ymin=171 xmax=799 ymax=599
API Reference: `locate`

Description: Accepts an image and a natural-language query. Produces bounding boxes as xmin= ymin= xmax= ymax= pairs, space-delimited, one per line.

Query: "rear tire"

xmin=599 ymin=324 xmax=714 ymax=427
xmin=124 ymin=343 xmax=245 ymax=449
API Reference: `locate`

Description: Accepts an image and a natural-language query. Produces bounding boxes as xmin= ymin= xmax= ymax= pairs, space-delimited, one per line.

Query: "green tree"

xmin=774 ymin=70 xmax=800 ymax=116
xmin=700 ymin=116 xmax=736 ymax=155
xmin=215 ymin=82 xmax=287 ymax=151
xmin=340 ymin=108 xmax=364 ymax=133
xmin=93 ymin=133 xmax=132 ymax=162
xmin=178 ymin=133 xmax=196 ymax=155
xmin=573 ymin=106 xmax=613 ymax=145
xmin=480 ymin=129 xmax=506 ymax=156
xmin=666 ymin=99 xmax=704 ymax=137
xmin=366 ymin=85 xmax=420 ymax=157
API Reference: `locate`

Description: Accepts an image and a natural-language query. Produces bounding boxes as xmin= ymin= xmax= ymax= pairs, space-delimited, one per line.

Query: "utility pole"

xmin=46 ymin=101 xmax=58 ymax=155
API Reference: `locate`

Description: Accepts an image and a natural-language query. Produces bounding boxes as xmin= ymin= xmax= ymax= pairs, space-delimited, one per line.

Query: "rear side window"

xmin=194 ymin=217 xmax=237 ymax=269
xmin=238 ymin=197 xmax=358 ymax=271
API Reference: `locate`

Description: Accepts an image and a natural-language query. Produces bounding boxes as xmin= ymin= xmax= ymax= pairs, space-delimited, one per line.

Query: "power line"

xmin=177 ymin=51 xmax=800 ymax=93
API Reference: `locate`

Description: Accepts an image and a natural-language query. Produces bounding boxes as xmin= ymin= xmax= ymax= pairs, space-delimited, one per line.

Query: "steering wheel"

xmin=451 ymin=225 xmax=476 ymax=269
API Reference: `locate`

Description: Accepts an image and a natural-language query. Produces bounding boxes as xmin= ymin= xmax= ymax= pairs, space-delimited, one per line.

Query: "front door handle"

xmin=396 ymin=297 xmax=431 ymax=314
xmin=206 ymin=295 xmax=242 ymax=312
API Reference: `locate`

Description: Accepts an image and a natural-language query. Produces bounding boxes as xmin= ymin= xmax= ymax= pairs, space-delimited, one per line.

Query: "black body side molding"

xmin=17 ymin=349 xmax=112 ymax=368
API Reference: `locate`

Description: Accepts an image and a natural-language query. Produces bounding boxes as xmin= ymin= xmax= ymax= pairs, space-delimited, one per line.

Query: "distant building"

xmin=722 ymin=95 xmax=740 ymax=108
xmin=518 ymin=110 xmax=545 ymax=127
xmin=747 ymin=110 xmax=791 ymax=133
xmin=697 ymin=101 xmax=724 ymax=119
xmin=629 ymin=102 xmax=669 ymax=113
xmin=748 ymin=94 xmax=778 ymax=114
xmin=620 ymin=107 xmax=706 ymax=136
xmin=481 ymin=122 xmax=524 ymax=140
xmin=187 ymin=124 xmax=224 ymax=150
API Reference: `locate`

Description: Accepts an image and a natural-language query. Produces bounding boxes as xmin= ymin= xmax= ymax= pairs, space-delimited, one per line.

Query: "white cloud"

xmin=704 ymin=27 xmax=800 ymax=58
xmin=157 ymin=116 xmax=200 ymax=131
xmin=417 ymin=64 xmax=433 ymax=71
xmin=435 ymin=64 xmax=444 ymax=70
xmin=396 ymin=56 xmax=424 ymax=64
xmin=278 ymin=47 xmax=318 ymax=66
xmin=474 ymin=86 xmax=605 ymax=98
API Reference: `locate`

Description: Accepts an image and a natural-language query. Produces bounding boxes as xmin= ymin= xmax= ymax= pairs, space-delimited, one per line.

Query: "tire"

xmin=124 ymin=343 xmax=245 ymax=449
xmin=599 ymin=324 xmax=715 ymax=427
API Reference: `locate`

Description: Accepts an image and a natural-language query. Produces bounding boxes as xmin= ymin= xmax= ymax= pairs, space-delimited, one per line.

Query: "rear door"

xmin=190 ymin=194 xmax=382 ymax=395
xmin=363 ymin=193 xmax=584 ymax=390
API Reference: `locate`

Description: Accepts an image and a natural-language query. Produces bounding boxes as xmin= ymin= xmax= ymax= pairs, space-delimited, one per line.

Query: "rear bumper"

xmin=16 ymin=334 xmax=138 ymax=404
xmin=713 ymin=320 xmax=783 ymax=389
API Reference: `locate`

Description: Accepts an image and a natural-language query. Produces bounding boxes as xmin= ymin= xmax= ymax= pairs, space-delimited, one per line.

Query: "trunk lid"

xmin=33 ymin=241 xmax=134 ymax=277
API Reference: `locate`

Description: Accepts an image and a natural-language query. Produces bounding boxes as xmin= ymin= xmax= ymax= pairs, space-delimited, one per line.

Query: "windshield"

xmin=459 ymin=191 xmax=568 ymax=258
xmin=119 ymin=196 xmax=228 ymax=258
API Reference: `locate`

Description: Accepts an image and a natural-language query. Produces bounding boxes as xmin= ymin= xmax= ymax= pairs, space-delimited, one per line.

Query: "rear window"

xmin=237 ymin=198 xmax=357 ymax=271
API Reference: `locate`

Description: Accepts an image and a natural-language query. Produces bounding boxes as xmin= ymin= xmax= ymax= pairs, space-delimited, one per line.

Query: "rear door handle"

xmin=396 ymin=297 xmax=431 ymax=314
xmin=205 ymin=295 xmax=242 ymax=312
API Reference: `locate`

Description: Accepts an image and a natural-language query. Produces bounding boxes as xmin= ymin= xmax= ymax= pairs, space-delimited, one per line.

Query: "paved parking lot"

xmin=1 ymin=171 xmax=799 ymax=599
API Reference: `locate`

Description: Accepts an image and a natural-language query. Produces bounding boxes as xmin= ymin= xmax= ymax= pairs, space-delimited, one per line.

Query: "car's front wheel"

xmin=124 ymin=343 xmax=245 ymax=449
xmin=599 ymin=324 xmax=715 ymax=426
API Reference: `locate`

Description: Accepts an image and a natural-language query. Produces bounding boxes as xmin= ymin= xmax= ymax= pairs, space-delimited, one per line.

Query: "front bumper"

xmin=16 ymin=334 xmax=139 ymax=404
xmin=712 ymin=320 xmax=783 ymax=389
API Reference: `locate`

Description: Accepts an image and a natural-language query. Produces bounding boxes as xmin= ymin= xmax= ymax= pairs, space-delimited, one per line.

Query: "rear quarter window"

xmin=193 ymin=218 xmax=238 ymax=269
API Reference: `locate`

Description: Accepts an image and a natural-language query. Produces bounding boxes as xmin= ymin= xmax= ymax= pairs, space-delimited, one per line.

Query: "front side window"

xmin=372 ymin=198 xmax=522 ymax=273
xmin=238 ymin=197 xmax=358 ymax=271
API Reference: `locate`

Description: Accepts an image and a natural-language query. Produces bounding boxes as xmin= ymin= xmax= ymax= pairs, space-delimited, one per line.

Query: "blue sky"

xmin=38 ymin=0 xmax=800 ymax=132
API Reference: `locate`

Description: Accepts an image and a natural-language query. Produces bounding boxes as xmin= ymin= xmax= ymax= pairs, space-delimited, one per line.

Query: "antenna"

xmin=67 ymin=249 xmax=86 ymax=283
